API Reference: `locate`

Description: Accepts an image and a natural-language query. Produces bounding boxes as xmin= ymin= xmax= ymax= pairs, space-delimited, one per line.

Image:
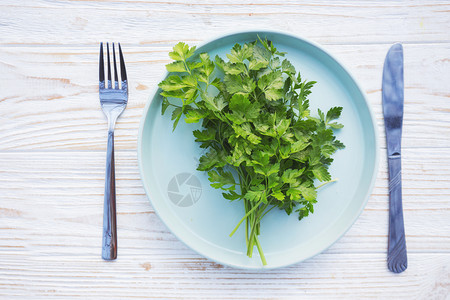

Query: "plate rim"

xmin=138 ymin=29 xmax=380 ymax=269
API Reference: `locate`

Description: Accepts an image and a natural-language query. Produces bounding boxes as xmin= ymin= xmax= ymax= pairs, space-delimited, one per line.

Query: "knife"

xmin=382 ymin=43 xmax=407 ymax=273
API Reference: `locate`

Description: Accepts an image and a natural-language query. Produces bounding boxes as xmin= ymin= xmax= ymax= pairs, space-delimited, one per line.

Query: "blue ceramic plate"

xmin=138 ymin=31 xmax=379 ymax=269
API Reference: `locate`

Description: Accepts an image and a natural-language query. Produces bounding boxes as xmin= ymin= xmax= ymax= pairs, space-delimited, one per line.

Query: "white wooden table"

xmin=1 ymin=1 xmax=449 ymax=299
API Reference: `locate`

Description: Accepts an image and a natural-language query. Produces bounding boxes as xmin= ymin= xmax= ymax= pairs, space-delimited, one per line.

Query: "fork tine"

xmin=107 ymin=42 xmax=112 ymax=89
xmin=112 ymin=43 xmax=119 ymax=89
xmin=99 ymin=43 xmax=105 ymax=87
xmin=118 ymin=43 xmax=127 ymax=86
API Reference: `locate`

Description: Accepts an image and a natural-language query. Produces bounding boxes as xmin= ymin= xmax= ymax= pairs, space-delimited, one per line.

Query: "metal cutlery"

xmin=382 ymin=43 xmax=407 ymax=273
xmin=99 ymin=42 xmax=128 ymax=260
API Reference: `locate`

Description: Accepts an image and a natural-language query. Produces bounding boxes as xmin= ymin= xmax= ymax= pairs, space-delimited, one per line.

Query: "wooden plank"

xmin=0 ymin=1 xmax=449 ymax=45
xmin=0 ymin=148 xmax=448 ymax=256
xmin=0 ymin=1 xmax=449 ymax=298
xmin=0 ymin=253 xmax=448 ymax=299
xmin=0 ymin=43 xmax=449 ymax=150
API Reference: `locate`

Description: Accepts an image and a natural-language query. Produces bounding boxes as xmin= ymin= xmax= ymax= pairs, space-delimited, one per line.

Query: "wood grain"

xmin=0 ymin=43 xmax=449 ymax=150
xmin=0 ymin=253 xmax=448 ymax=299
xmin=0 ymin=149 xmax=448 ymax=257
xmin=1 ymin=0 xmax=449 ymax=298
xmin=0 ymin=1 xmax=449 ymax=45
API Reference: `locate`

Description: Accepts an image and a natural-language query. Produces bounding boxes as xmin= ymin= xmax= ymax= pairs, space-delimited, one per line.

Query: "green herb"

xmin=158 ymin=38 xmax=345 ymax=265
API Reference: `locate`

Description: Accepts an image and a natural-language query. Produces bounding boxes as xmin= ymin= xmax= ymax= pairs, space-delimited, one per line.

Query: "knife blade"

xmin=382 ymin=43 xmax=407 ymax=273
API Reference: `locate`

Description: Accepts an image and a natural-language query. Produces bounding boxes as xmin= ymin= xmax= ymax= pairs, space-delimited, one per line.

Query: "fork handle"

xmin=102 ymin=130 xmax=117 ymax=260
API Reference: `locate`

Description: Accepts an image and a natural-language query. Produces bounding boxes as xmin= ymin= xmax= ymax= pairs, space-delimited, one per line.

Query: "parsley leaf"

xmin=258 ymin=71 xmax=284 ymax=101
xmin=208 ymin=169 xmax=236 ymax=191
xmin=158 ymin=38 xmax=345 ymax=266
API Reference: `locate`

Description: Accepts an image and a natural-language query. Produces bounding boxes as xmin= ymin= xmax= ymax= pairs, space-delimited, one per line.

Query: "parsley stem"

xmin=229 ymin=199 xmax=264 ymax=237
xmin=247 ymin=213 xmax=259 ymax=257
xmin=246 ymin=204 xmax=265 ymax=257
xmin=258 ymin=205 xmax=276 ymax=221
xmin=238 ymin=166 xmax=250 ymax=191
xmin=252 ymin=90 xmax=258 ymax=102
xmin=244 ymin=200 xmax=249 ymax=247
xmin=168 ymin=103 xmax=182 ymax=108
xmin=254 ymin=235 xmax=267 ymax=266
xmin=182 ymin=59 xmax=191 ymax=75
xmin=316 ymin=178 xmax=338 ymax=189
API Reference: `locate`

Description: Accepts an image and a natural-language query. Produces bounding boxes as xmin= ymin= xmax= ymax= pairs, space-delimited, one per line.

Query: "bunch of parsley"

xmin=158 ymin=38 xmax=344 ymax=265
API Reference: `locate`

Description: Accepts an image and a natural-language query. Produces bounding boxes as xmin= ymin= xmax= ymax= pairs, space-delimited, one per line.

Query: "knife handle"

xmin=387 ymin=153 xmax=407 ymax=273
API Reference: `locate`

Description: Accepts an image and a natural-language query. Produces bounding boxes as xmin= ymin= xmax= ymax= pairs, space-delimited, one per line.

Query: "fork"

xmin=99 ymin=42 xmax=128 ymax=260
